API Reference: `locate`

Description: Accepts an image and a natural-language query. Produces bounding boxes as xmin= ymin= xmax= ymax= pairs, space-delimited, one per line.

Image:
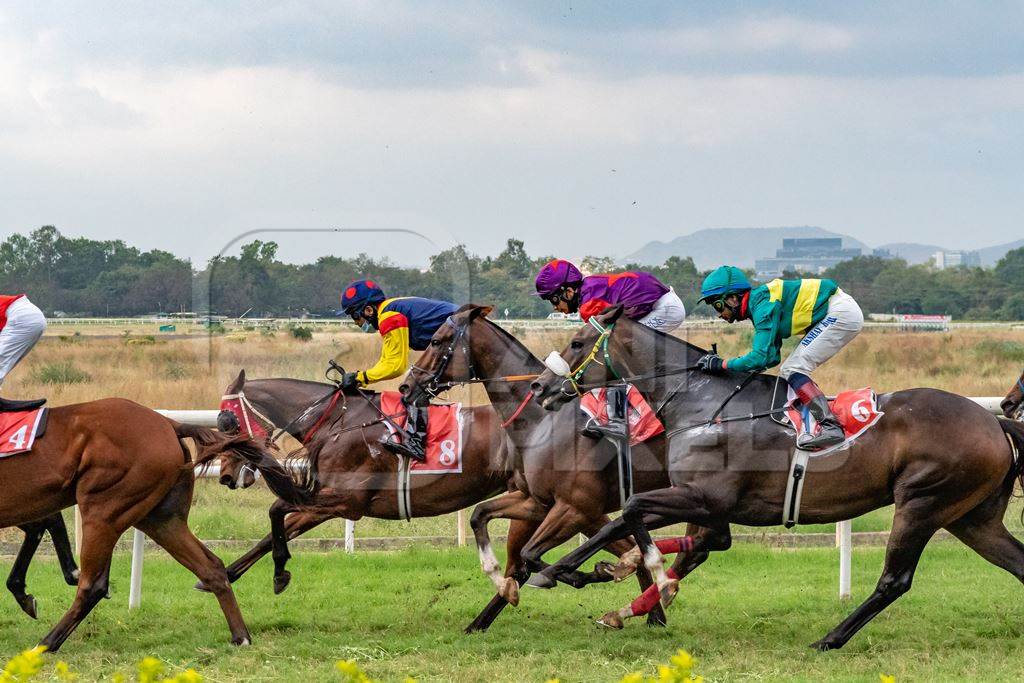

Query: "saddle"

xmin=0 ymin=397 xmax=46 ymax=412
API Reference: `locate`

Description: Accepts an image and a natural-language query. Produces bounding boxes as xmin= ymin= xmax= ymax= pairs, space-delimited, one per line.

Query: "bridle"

xmin=408 ymin=317 xmax=477 ymax=399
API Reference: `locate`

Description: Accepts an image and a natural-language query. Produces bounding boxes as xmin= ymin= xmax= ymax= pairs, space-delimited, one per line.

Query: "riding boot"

xmin=380 ymin=403 xmax=427 ymax=462
xmin=0 ymin=397 xmax=46 ymax=412
xmin=797 ymin=394 xmax=845 ymax=451
xmin=581 ymin=386 xmax=629 ymax=442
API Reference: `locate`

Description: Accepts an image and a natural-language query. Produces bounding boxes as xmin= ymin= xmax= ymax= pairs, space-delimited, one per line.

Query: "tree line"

xmin=2 ymin=225 xmax=1023 ymax=319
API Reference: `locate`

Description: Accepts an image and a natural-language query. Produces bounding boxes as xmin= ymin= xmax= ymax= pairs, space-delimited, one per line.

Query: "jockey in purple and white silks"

xmin=0 ymin=294 xmax=47 ymax=412
xmin=534 ymin=259 xmax=686 ymax=332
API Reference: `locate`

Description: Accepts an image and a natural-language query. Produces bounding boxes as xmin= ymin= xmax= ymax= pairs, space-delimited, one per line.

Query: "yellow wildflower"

xmin=335 ymin=659 xmax=372 ymax=683
xmin=880 ymin=676 xmax=896 ymax=683
xmin=137 ymin=657 xmax=165 ymax=683
xmin=2 ymin=646 xmax=47 ymax=682
xmin=670 ymin=651 xmax=694 ymax=677
xmin=619 ymin=673 xmax=645 ymax=683
xmin=55 ymin=661 xmax=78 ymax=682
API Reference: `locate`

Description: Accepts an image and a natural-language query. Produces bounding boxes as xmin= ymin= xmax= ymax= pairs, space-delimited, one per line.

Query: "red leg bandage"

xmin=628 ymin=567 xmax=680 ymax=616
xmin=654 ymin=536 xmax=694 ymax=555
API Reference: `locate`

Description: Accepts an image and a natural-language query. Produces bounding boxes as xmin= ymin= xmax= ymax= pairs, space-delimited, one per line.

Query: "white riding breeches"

xmin=779 ymin=289 xmax=863 ymax=380
xmin=0 ymin=298 xmax=46 ymax=388
xmin=638 ymin=288 xmax=686 ymax=333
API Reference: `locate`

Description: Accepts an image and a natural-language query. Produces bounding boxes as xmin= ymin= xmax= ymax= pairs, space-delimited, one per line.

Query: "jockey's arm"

xmin=723 ymin=306 xmax=782 ymax=373
xmin=357 ymin=312 xmax=411 ymax=385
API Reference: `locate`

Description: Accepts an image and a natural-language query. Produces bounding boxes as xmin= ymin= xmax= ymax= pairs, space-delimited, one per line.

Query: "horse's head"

xmin=531 ymin=305 xmax=628 ymax=411
xmin=215 ymin=455 xmax=258 ymax=490
xmin=401 ymin=304 xmax=492 ymax=406
xmin=1001 ymin=369 xmax=1024 ymax=420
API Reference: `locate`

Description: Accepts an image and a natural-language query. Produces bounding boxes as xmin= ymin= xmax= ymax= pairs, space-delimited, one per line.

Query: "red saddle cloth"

xmin=0 ymin=408 xmax=46 ymax=457
xmin=579 ymin=385 xmax=664 ymax=446
xmin=786 ymin=388 xmax=884 ymax=442
xmin=379 ymin=392 xmax=463 ymax=473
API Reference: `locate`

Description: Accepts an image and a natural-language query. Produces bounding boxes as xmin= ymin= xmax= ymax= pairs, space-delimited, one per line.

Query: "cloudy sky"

xmin=2 ymin=2 xmax=1022 ymax=266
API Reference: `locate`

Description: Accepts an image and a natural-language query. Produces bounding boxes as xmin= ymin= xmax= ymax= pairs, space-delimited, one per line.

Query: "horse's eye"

xmin=571 ymin=340 xmax=583 ymax=350
xmin=431 ymin=338 xmax=441 ymax=347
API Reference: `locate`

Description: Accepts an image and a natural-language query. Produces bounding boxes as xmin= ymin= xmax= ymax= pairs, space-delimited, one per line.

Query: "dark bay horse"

xmin=209 ymin=371 xmax=526 ymax=607
xmin=530 ymin=305 xmax=1024 ymax=650
xmin=402 ymin=306 xmax=714 ymax=630
xmin=0 ymin=397 xmax=301 ymax=651
xmin=1002 ymin=368 xmax=1024 ymax=419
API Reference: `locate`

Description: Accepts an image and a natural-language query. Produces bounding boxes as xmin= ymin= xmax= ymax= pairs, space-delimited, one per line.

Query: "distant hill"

xmin=979 ymin=238 xmax=1024 ymax=267
xmin=623 ymin=226 xmax=870 ymax=270
xmin=875 ymin=242 xmax=945 ymax=265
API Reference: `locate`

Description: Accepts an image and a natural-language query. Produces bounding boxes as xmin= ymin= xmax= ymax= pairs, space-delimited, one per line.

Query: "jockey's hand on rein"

xmin=697 ymin=353 xmax=724 ymax=374
xmin=341 ymin=372 xmax=360 ymax=392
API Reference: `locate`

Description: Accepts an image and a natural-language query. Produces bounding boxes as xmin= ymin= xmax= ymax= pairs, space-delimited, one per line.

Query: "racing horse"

xmin=0 ymin=397 xmax=302 ymax=651
xmin=529 ymin=305 xmax=1024 ymax=650
xmin=1001 ymin=368 xmax=1024 ymax=420
xmin=402 ymin=305 xmax=715 ymax=631
xmin=209 ymin=370 xmax=539 ymax=609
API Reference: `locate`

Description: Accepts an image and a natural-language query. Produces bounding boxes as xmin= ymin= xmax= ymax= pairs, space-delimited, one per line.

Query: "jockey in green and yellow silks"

xmin=696 ymin=266 xmax=864 ymax=451
xmin=339 ymin=279 xmax=458 ymax=460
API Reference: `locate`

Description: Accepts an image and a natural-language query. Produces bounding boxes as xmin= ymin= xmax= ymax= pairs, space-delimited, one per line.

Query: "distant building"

xmin=755 ymin=238 xmax=863 ymax=278
xmin=933 ymin=250 xmax=980 ymax=270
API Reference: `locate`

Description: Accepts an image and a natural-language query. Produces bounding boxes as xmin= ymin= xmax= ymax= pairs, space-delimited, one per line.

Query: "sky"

xmin=2 ymin=1 xmax=1023 ymax=267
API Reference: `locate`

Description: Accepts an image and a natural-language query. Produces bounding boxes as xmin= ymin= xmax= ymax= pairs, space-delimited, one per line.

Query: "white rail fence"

xmin=84 ymin=401 xmax=1007 ymax=608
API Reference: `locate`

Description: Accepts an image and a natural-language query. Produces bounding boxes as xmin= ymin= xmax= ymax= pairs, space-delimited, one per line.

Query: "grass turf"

xmin=3 ymin=543 xmax=1024 ymax=681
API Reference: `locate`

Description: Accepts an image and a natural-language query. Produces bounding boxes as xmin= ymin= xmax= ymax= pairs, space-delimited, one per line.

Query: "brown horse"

xmin=208 ymin=371 xmax=529 ymax=611
xmin=6 ymin=514 xmax=80 ymax=619
xmin=1001 ymin=368 xmax=1024 ymax=419
xmin=530 ymin=306 xmax=1024 ymax=650
xmin=402 ymin=306 xmax=715 ymax=630
xmin=0 ymin=397 xmax=300 ymax=651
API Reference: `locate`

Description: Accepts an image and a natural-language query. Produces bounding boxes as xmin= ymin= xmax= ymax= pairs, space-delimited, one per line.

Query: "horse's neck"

xmin=474 ymin=321 xmax=545 ymax=425
xmin=246 ymin=379 xmax=337 ymax=436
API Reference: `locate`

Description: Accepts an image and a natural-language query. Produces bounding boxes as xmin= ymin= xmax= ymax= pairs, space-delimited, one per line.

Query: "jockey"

xmin=0 ymin=294 xmax=47 ymax=412
xmin=534 ymin=259 xmax=686 ymax=333
xmin=339 ymin=279 xmax=458 ymax=461
xmin=536 ymin=260 xmax=686 ymax=441
xmin=696 ymin=266 xmax=864 ymax=451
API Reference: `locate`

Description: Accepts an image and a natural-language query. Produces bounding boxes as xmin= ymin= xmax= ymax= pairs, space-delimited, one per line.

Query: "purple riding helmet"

xmin=534 ymin=259 xmax=584 ymax=300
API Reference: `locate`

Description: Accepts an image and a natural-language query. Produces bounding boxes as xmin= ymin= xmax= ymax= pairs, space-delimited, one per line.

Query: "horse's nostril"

xmin=220 ymin=474 xmax=234 ymax=487
xmin=531 ymin=381 xmax=542 ymax=394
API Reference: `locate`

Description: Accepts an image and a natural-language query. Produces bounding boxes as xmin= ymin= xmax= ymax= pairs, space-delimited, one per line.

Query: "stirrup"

xmin=380 ymin=434 xmax=426 ymax=462
xmin=796 ymin=424 xmax=845 ymax=451
xmin=0 ymin=397 xmax=46 ymax=412
xmin=580 ymin=419 xmax=628 ymax=442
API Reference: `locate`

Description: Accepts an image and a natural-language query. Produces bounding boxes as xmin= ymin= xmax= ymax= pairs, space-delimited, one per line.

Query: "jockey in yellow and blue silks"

xmin=696 ymin=266 xmax=864 ymax=451
xmin=339 ymin=279 xmax=458 ymax=460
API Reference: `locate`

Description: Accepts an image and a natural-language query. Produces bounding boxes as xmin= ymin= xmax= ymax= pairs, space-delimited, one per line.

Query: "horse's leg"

xmin=810 ymin=508 xmax=938 ymax=651
xmin=465 ymin=517 xmax=541 ymax=634
xmin=269 ymin=498 xmax=297 ymax=595
xmin=135 ymin=516 xmax=251 ymax=646
xmin=519 ymin=501 xmax=619 ymax=589
xmin=8 ymin=523 xmax=47 ymax=619
xmin=38 ymin=520 xmax=118 ymax=652
xmin=197 ymin=508 xmax=332 ymax=591
xmin=610 ymin=523 xmax=710 ymax=582
xmin=945 ymin=481 xmax=1024 ymax=582
xmin=469 ymin=492 xmax=547 ymax=601
xmin=527 ymin=486 xmax=696 ymax=589
xmin=599 ymin=526 xmax=733 ymax=629
xmin=46 ymin=514 xmax=81 ymax=586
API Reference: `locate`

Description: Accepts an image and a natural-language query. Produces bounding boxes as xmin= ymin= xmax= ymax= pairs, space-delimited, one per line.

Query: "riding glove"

xmin=697 ymin=353 xmax=725 ymax=373
xmin=341 ymin=371 xmax=361 ymax=392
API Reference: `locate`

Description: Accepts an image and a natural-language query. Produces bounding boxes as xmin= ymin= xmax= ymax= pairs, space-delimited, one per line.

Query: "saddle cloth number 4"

xmin=0 ymin=409 xmax=46 ymax=457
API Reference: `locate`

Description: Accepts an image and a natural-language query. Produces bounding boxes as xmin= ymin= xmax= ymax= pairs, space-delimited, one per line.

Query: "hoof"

xmin=593 ymin=561 xmax=616 ymax=580
xmin=596 ymin=611 xmax=624 ymax=629
xmin=232 ymin=636 xmax=252 ymax=647
xmin=612 ymin=547 xmax=642 ymax=582
xmin=273 ymin=571 xmax=291 ymax=595
xmin=499 ymin=577 xmax=520 ymax=607
xmin=17 ymin=594 xmax=38 ymax=620
xmin=64 ymin=568 xmax=80 ymax=586
xmin=524 ymin=573 xmax=557 ymax=590
xmin=194 ymin=580 xmax=212 ymax=593
xmin=658 ymin=579 xmax=679 ymax=608
xmin=810 ymin=638 xmax=838 ymax=652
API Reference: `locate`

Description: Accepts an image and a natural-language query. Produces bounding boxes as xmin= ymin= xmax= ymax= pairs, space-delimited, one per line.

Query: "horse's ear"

xmin=469 ymin=305 xmax=493 ymax=321
xmin=597 ymin=304 xmax=625 ymax=325
xmin=226 ymin=369 xmax=246 ymax=394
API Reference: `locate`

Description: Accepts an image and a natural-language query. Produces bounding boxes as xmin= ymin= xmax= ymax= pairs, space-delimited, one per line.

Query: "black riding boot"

xmin=581 ymin=386 xmax=629 ymax=442
xmin=797 ymin=395 xmax=845 ymax=451
xmin=381 ymin=403 xmax=427 ymax=462
xmin=0 ymin=397 xmax=46 ymax=412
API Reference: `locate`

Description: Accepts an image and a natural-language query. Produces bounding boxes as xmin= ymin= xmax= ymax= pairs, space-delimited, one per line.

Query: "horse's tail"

xmin=171 ymin=421 xmax=314 ymax=506
xmin=999 ymin=418 xmax=1024 ymax=493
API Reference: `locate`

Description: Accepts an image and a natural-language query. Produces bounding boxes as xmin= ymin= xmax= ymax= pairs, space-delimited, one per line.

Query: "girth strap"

xmin=396 ymin=455 xmax=413 ymax=521
xmin=782 ymin=449 xmax=810 ymax=528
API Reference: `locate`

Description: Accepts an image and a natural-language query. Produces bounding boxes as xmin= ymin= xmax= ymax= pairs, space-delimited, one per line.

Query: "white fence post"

xmin=73 ymin=506 xmax=82 ymax=559
xmin=837 ymin=520 xmax=852 ymax=600
xmin=456 ymin=509 xmax=467 ymax=547
xmin=129 ymin=529 xmax=145 ymax=608
xmin=345 ymin=519 xmax=355 ymax=553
